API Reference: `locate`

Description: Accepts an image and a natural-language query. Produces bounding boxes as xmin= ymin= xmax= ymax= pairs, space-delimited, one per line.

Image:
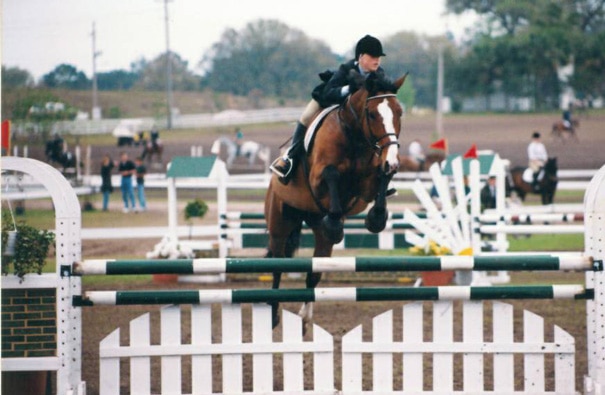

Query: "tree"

xmin=135 ymin=52 xmax=199 ymax=91
xmin=41 ymin=64 xmax=90 ymax=89
xmin=1 ymin=66 xmax=35 ymax=88
xmin=382 ymin=32 xmax=457 ymax=108
xmin=446 ymin=0 xmax=605 ymax=109
xmin=200 ymin=19 xmax=338 ymax=99
xmin=97 ymin=69 xmax=139 ymax=90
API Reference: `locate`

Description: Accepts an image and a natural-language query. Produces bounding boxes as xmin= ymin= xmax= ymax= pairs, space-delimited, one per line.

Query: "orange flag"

xmin=463 ymin=144 xmax=478 ymax=159
xmin=429 ymin=138 xmax=447 ymax=151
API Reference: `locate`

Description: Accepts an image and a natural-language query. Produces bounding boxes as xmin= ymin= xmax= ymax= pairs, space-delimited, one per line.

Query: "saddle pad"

xmin=304 ymin=105 xmax=339 ymax=152
xmin=523 ymin=168 xmax=543 ymax=183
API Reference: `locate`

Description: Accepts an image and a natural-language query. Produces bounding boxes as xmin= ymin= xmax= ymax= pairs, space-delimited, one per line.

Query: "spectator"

xmin=118 ymin=152 xmax=136 ymax=213
xmin=480 ymin=176 xmax=497 ymax=210
xmin=408 ymin=139 xmax=425 ymax=169
xmin=100 ymin=154 xmax=114 ymax=211
xmin=134 ymin=157 xmax=147 ymax=212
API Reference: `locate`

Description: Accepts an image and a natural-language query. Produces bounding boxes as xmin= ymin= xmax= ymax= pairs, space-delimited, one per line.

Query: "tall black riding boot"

xmin=270 ymin=122 xmax=307 ymax=184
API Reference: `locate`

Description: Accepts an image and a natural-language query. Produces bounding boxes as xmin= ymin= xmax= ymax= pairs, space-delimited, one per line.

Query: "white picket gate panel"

xmin=341 ymin=301 xmax=576 ymax=394
xmin=99 ymin=301 xmax=576 ymax=394
xmin=99 ymin=304 xmax=335 ymax=395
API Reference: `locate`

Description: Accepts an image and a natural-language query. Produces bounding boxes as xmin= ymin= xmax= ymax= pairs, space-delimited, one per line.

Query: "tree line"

xmin=2 ymin=1 xmax=604 ymax=120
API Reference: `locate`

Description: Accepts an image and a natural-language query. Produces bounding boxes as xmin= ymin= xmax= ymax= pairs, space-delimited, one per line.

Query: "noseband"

xmin=341 ymin=93 xmax=400 ymax=157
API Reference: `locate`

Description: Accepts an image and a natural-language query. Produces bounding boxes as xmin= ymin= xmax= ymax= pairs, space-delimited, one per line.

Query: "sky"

xmin=1 ymin=0 xmax=478 ymax=80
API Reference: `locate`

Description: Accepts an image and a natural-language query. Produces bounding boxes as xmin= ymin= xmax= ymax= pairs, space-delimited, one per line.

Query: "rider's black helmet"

xmin=355 ymin=35 xmax=386 ymax=59
xmin=532 ymin=131 xmax=541 ymax=139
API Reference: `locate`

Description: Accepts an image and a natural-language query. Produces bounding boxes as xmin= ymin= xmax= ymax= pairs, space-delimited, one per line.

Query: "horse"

xmin=508 ymin=157 xmax=558 ymax=205
xmin=140 ymin=140 xmax=163 ymax=164
xmin=398 ymin=151 xmax=445 ymax=172
xmin=265 ymin=71 xmax=407 ymax=331
xmin=551 ymin=119 xmax=579 ymax=142
xmin=45 ymin=137 xmax=77 ymax=175
xmin=210 ymin=137 xmax=270 ymax=168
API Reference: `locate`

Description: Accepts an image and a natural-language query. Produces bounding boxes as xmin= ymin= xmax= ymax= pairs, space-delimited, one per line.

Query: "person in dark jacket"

xmin=270 ymin=34 xmax=387 ymax=184
xmin=480 ymin=176 xmax=497 ymax=210
xmin=100 ymin=154 xmax=114 ymax=211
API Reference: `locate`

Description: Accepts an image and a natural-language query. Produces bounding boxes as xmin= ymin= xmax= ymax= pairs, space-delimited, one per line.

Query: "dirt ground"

xmin=21 ymin=112 xmax=603 ymax=393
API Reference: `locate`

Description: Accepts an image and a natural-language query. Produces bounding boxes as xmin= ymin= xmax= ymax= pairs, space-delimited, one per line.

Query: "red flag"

xmin=1 ymin=120 xmax=10 ymax=155
xmin=463 ymin=144 xmax=478 ymax=159
xmin=429 ymin=138 xmax=447 ymax=151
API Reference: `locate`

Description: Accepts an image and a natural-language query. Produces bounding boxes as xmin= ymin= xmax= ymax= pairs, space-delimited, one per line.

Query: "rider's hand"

xmin=348 ymin=70 xmax=365 ymax=93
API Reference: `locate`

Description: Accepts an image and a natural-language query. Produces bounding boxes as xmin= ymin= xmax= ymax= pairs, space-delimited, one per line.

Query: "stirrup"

xmin=270 ymin=157 xmax=293 ymax=179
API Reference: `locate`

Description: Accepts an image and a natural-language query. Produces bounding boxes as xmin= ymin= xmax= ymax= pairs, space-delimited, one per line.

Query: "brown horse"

xmin=398 ymin=152 xmax=445 ymax=172
xmin=265 ymin=72 xmax=407 ymax=329
xmin=551 ymin=119 xmax=579 ymax=142
xmin=141 ymin=141 xmax=163 ymax=164
xmin=508 ymin=157 xmax=558 ymax=205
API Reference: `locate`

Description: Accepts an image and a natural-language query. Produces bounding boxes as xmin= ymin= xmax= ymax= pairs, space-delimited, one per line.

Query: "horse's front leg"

xmin=365 ymin=170 xmax=391 ymax=233
xmin=319 ymin=165 xmax=344 ymax=244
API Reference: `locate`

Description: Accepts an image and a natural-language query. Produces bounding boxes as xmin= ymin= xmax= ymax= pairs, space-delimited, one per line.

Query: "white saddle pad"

xmin=522 ymin=168 xmax=543 ymax=183
xmin=304 ymin=105 xmax=339 ymax=152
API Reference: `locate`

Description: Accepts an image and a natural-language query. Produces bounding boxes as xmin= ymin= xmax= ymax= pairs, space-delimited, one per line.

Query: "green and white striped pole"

xmin=76 ymin=284 xmax=593 ymax=306
xmin=74 ymin=254 xmax=597 ymax=276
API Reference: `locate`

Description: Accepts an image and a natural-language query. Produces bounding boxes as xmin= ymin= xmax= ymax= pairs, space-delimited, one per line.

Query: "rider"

xmin=233 ymin=127 xmax=243 ymax=156
xmin=150 ymin=126 xmax=160 ymax=150
xmin=562 ymin=104 xmax=573 ymax=129
xmin=270 ymin=34 xmax=387 ymax=185
xmin=408 ymin=139 xmax=425 ymax=170
xmin=527 ymin=131 xmax=548 ymax=192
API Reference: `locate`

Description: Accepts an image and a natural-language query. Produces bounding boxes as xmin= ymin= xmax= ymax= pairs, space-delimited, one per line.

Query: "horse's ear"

xmin=394 ymin=72 xmax=409 ymax=91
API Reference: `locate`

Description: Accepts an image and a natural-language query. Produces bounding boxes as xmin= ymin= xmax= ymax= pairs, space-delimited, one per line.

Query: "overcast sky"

xmin=2 ymin=0 xmax=478 ymax=80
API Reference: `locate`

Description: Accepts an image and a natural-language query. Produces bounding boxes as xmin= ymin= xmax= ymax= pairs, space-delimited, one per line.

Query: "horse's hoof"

xmin=365 ymin=207 xmax=387 ymax=233
xmin=321 ymin=216 xmax=344 ymax=244
xmin=272 ymin=312 xmax=280 ymax=329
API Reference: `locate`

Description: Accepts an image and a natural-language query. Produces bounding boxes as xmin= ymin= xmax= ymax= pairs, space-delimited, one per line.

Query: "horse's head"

xmin=545 ymin=157 xmax=558 ymax=177
xmin=347 ymin=71 xmax=407 ymax=175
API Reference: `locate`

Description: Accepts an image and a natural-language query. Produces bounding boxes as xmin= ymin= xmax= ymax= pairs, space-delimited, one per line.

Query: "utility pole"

xmin=164 ymin=0 xmax=174 ymax=130
xmin=91 ymin=22 xmax=102 ymax=120
xmin=436 ymin=44 xmax=444 ymax=139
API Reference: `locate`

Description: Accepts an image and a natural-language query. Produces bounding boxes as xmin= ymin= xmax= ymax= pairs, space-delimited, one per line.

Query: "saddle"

xmin=522 ymin=168 xmax=543 ymax=183
xmin=303 ymin=105 xmax=339 ymax=153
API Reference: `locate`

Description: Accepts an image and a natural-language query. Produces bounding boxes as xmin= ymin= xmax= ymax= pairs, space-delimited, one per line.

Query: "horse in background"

xmin=509 ymin=157 xmax=558 ymax=205
xmin=210 ymin=137 xmax=270 ymax=168
xmin=45 ymin=135 xmax=77 ymax=175
xmin=140 ymin=140 xmax=163 ymax=164
xmin=551 ymin=119 xmax=579 ymax=142
xmin=265 ymin=71 xmax=407 ymax=332
xmin=398 ymin=151 xmax=445 ymax=172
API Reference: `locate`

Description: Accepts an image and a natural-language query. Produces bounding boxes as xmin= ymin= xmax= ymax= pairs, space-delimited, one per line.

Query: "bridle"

xmin=341 ymin=92 xmax=400 ymax=159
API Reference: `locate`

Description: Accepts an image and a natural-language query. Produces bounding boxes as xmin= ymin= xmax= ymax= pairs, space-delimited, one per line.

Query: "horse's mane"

xmin=365 ymin=72 xmax=398 ymax=95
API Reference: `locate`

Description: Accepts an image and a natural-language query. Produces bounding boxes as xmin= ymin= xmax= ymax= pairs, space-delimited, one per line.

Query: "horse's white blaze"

xmin=377 ymin=99 xmax=399 ymax=172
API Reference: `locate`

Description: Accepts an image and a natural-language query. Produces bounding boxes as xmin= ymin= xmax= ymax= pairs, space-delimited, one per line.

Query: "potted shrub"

xmin=1 ymin=212 xmax=55 ymax=281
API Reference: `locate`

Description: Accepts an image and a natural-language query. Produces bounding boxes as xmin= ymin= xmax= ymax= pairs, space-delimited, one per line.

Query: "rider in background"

xmin=562 ymin=104 xmax=573 ymax=129
xmin=408 ymin=139 xmax=425 ymax=170
xmin=527 ymin=131 xmax=548 ymax=191
xmin=150 ymin=126 xmax=160 ymax=150
xmin=234 ymin=127 xmax=243 ymax=156
xmin=270 ymin=34 xmax=387 ymax=185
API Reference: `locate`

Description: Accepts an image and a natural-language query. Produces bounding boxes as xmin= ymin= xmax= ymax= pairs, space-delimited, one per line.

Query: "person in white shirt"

xmin=527 ymin=131 xmax=548 ymax=190
xmin=408 ymin=139 xmax=425 ymax=169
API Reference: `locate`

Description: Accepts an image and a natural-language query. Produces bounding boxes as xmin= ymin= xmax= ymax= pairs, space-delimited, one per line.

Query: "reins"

xmin=342 ymin=93 xmax=400 ymax=162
